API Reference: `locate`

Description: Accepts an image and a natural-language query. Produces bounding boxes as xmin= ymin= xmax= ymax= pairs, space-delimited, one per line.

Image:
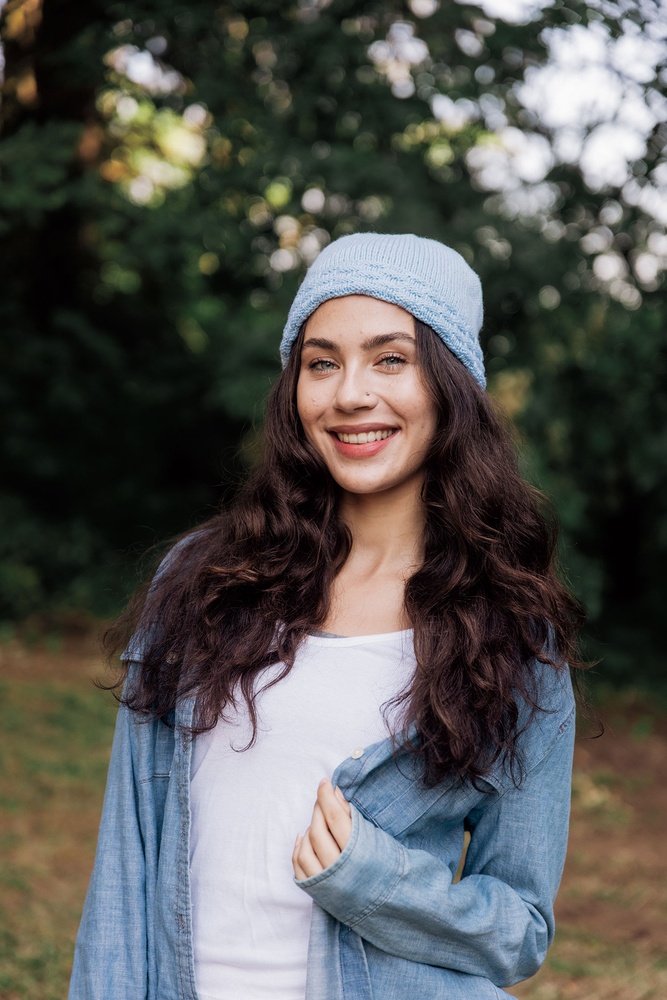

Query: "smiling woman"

xmin=297 ymin=296 xmax=437 ymax=501
xmin=69 ymin=233 xmax=586 ymax=1000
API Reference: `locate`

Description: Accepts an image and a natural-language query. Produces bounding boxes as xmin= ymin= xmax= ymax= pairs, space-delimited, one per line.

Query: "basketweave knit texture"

xmin=280 ymin=232 xmax=485 ymax=388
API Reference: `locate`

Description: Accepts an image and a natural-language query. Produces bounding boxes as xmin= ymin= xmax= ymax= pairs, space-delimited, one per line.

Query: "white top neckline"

xmin=305 ymin=628 xmax=413 ymax=647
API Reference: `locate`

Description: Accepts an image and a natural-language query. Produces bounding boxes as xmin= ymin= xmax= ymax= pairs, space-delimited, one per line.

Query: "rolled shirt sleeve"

xmin=296 ymin=682 xmax=575 ymax=987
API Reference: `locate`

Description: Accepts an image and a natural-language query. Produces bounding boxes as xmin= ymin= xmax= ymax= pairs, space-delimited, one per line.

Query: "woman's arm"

xmin=294 ymin=696 xmax=575 ymax=988
xmin=68 ymin=674 xmax=151 ymax=1000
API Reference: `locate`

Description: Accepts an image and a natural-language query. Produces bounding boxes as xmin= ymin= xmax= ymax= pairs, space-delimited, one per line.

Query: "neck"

xmin=339 ymin=476 xmax=426 ymax=575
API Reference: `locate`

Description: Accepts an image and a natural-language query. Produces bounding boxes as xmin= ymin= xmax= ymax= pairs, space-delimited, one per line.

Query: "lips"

xmin=328 ymin=426 xmax=399 ymax=458
xmin=334 ymin=428 xmax=398 ymax=444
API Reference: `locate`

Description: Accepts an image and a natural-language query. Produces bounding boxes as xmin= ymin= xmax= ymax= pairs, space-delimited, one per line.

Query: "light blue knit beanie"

xmin=280 ymin=232 xmax=485 ymax=388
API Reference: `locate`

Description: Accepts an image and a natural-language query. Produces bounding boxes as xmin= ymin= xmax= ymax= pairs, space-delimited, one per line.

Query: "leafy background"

xmin=1 ymin=1 xmax=666 ymax=669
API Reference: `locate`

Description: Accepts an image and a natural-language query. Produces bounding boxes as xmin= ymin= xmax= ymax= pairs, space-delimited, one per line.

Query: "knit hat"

xmin=280 ymin=232 xmax=485 ymax=388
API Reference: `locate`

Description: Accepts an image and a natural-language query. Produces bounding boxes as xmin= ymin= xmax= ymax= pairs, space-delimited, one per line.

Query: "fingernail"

xmin=318 ymin=777 xmax=328 ymax=787
xmin=294 ymin=833 xmax=301 ymax=848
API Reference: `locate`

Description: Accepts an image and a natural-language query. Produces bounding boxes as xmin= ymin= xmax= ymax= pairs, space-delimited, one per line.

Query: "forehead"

xmin=305 ymin=294 xmax=415 ymax=337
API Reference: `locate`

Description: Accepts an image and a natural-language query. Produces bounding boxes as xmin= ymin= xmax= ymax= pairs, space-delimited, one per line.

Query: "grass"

xmin=0 ymin=645 xmax=117 ymax=1000
xmin=519 ymin=929 xmax=667 ymax=1000
xmin=1 ymin=636 xmax=666 ymax=1000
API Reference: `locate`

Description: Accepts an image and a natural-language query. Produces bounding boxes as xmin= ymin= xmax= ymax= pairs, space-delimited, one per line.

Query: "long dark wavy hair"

xmin=107 ymin=318 xmax=585 ymax=787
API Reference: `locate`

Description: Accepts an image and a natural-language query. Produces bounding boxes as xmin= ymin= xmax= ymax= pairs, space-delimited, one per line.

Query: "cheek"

xmin=295 ymin=379 xmax=310 ymax=421
xmin=399 ymin=382 xmax=438 ymax=436
xmin=409 ymin=408 xmax=438 ymax=456
xmin=295 ymin=383 xmax=319 ymax=441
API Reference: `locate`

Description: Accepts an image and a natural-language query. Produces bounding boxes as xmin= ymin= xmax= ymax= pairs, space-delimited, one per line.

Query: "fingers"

xmin=334 ymin=784 xmax=352 ymax=815
xmin=292 ymin=780 xmax=353 ymax=881
xmin=292 ymin=822 xmax=326 ymax=881
xmin=293 ymin=802 xmax=340 ymax=879
xmin=317 ymin=780 xmax=352 ymax=852
xmin=292 ymin=834 xmax=309 ymax=880
xmin=311 ymin=800 xmax=345 ymax=866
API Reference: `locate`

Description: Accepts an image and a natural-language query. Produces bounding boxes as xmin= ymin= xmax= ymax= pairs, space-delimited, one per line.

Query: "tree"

xmin=1 ymin=0 xmax=665 ymax=681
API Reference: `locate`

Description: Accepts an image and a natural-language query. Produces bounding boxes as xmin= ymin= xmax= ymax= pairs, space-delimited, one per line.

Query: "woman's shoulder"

xmin=520 ymin=620 xmax=576 ymax=719
xmin=120 ymin=527 xmax=213 ymax=663
xmin=503 ymin=659 xmax=575 ymax=788
xmin=529 ymin=656 xmax=575 ymax=716
xmin=154 ymin=524 xmax=218 ymax=578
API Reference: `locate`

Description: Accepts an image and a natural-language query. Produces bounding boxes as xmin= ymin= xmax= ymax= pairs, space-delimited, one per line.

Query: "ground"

xmin=0 ymin=635 xmax=665 ymax=1000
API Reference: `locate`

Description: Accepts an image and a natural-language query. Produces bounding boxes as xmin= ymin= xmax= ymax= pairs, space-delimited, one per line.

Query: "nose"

xmin=333 ymin=364 xmax=377 ymax=412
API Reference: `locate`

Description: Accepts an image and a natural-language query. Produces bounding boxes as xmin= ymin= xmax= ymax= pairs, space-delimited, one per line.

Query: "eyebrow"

xmin=302 ymin=332 xmax=416 ymax=352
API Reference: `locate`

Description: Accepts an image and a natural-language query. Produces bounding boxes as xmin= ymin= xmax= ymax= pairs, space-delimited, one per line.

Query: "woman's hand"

xmin=293 ymin=779 xmax=352 ymax=880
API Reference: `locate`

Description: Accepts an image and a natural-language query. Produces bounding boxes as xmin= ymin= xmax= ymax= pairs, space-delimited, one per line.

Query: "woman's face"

xmin=296 ymin=294 xmax=438 ymax=498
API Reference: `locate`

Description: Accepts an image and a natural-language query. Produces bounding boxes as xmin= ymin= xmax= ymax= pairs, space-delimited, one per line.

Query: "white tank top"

xmin=189 ymin=629 xmax=416 ymax=1000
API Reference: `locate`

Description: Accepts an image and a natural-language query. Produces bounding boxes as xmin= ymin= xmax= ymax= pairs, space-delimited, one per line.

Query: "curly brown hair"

xmin=107 ymin=319 xmax=585 ymax=787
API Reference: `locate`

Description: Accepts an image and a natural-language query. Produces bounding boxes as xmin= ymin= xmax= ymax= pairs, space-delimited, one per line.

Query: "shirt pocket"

xmin=139 ymin=719 xmax=175 ymax=839
xmin=152 ymin=713 xmax=175 ymax=777
xmin=350 ymin=752 xmax=489 ymax=840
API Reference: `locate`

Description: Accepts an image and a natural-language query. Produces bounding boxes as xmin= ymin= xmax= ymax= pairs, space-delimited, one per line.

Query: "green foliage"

xmin=1 ymin=0 xmax=665 ymax=681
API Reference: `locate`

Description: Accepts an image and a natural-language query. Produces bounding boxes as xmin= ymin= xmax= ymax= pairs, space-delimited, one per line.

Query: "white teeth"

xmin=335 ymin=429 xmax=396 ymax=444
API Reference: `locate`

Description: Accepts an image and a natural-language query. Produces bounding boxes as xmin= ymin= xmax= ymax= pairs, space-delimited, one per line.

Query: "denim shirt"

xmin=69 ymin=658 xmax=575 ymax=1000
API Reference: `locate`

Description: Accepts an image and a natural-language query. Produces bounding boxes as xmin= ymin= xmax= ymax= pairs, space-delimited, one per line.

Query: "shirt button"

xmin=350 ymin=748 xmax=364 ymax=759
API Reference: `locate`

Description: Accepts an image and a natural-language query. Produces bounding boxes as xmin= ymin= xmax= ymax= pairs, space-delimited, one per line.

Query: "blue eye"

xmin=379 ymin=354 xmax=406 ymax=367
xmin=308 ymin=358 xmax=337 ymax=371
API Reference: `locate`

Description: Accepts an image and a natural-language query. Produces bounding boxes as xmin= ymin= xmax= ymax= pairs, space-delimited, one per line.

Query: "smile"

xmin=333 ymin=429 xmax=398 ymax=444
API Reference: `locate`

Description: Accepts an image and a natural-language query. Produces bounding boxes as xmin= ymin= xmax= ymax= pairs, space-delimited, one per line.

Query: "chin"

xmin=329 ymin=473 xmax=402 ymax=495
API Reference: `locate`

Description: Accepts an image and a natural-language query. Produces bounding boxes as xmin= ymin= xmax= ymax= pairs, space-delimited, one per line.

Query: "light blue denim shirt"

xmin=69 ymin=658 xmax=575 ymax=1000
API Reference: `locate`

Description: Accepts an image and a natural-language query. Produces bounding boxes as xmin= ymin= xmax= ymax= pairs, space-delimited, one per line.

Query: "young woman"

xmin=69 ymin=233 xmax=585 ymax=1000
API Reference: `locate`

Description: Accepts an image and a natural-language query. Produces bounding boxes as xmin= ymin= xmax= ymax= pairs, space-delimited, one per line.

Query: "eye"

xmin=377 ymin=353 xmax=406 ymax=369
xmin=307 ymin=357 xmax=338 ymax=372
